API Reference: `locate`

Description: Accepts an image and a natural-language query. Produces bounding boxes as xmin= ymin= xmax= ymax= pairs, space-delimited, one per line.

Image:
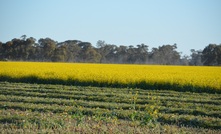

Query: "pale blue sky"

xmin=0 ymin=0 xmax=221 ymax=55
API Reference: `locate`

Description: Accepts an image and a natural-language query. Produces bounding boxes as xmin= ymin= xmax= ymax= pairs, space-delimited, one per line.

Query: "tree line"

xmin=0 ymin=35 xmax=220 ymax=66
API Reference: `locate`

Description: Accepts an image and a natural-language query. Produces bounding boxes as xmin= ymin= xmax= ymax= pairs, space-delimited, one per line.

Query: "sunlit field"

xmin=0 ymin=62 xmax=220 ymax=93
xmin=0 ymin=62 xmax=221 ymax=133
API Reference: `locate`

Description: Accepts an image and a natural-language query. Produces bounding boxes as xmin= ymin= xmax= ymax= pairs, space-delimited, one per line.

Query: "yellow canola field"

xmin=0 ymin=62 xmax=220 ymax=92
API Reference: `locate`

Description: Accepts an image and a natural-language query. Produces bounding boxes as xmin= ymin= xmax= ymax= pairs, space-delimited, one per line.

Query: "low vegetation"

xmin=0 ymin=62 xmax=220 ymax=133
xmin=0 ymin=62 xmax=221 ymax=93
xmin=0 ymin=82 xmax=221 ymax=133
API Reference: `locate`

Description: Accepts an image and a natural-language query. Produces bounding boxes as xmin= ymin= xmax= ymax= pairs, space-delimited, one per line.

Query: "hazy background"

xmin=0 ymin=0 xmax=221 ymax=55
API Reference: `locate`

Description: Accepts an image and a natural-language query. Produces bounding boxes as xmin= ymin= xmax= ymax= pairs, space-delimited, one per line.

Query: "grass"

xmin=0 ymin=82 xmax=221 ymax=133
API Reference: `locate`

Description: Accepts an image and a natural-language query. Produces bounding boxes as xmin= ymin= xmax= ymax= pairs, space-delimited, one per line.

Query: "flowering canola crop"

xmin=0 ymin=62 xmax=220 ymax=93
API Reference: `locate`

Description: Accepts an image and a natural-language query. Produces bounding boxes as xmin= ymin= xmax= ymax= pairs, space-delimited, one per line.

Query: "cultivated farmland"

xmin=0 ymin=62 xmax=220 ymax=93
xmin=0 ymin=62 xmax=221 ymax=133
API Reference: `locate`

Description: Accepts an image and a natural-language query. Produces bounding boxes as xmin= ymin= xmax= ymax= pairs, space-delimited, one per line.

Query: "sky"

xmin=0 ymin=0 xmax=221 ymax=55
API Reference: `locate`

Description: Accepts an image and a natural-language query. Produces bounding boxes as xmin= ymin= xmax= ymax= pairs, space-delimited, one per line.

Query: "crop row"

xmin=0 ymin=82 xmax=221 ymax=129
xmin=1 ymin=94 xmax=221 ymax=119
xmin=1 ymin=100 xmax=221 ymax=129
xmin=1 ymin=82 xmax=221 ymax=99
xmin=1 ymin=88 xmax=221 ymax=111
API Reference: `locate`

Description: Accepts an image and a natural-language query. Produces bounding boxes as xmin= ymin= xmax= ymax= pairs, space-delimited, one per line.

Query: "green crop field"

xmin=0 ymin=82 xmax=221 ymax=133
